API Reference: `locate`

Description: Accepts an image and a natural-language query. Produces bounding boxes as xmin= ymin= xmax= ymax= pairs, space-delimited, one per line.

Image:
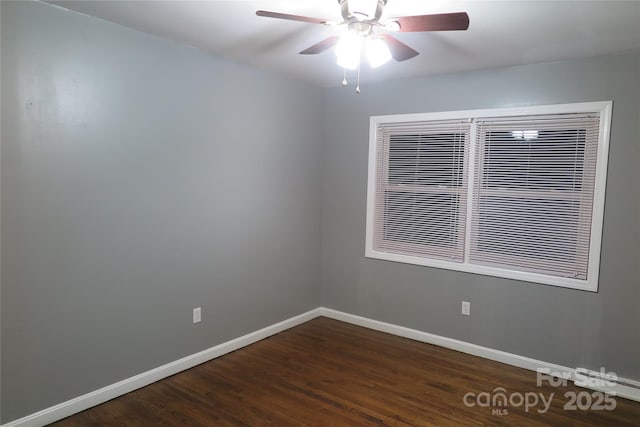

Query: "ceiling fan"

xmin=256 ymin=0 xmax=469 ymax=88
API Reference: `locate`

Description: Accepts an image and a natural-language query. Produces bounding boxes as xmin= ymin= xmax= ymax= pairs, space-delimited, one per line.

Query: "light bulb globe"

xmin=336 ymin=32 xmax=363 ymax=70
xmin=366 ymin=37 xmax=392 ymax=68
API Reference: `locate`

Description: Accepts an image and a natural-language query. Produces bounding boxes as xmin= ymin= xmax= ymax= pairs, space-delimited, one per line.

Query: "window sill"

xmin=365 ymin=249 xmax=599 ymax=292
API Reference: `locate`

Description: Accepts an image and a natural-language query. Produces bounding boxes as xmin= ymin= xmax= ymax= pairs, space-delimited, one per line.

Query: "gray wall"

xmin=321 ymin=53 xmax=640 ymax=381
xmin=2 ymin=0 xmax=640 ymax=424
xmin=1 ymin=1 xmax=323 ymax=422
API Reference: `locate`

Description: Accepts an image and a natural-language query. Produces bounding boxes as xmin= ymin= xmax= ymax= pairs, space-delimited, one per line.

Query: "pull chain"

xmin=340 ymin=65 xmax=362 ymax=93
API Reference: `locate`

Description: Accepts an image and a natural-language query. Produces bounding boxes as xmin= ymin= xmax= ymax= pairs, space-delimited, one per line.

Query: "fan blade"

xmin=394 ymin=12 xmax=469 ymax=32
xmin=256 ymin=10 xmax=328 ymax=25
xmin=381 ymin=34 xmax=419 ymax=62
xmin=300 ymin=36 xmax=340 ymax=55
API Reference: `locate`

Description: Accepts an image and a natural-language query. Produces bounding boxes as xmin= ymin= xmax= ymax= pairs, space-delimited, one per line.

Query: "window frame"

xmin=365 ymin=101 xmax=612 ymax=292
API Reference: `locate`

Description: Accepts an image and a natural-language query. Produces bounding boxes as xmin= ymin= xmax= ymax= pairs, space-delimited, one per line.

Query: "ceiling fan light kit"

xmin=366 ymin=37 xmax=392 ymax=68
xmin=335 ymin=31 xmax=363 ymax=70
xmin=256 ymin=0 xmax=469 ymax=92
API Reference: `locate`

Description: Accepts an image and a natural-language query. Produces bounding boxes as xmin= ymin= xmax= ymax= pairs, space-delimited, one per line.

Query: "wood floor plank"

xmin=51 ymin=317 xmax=640 ymax=426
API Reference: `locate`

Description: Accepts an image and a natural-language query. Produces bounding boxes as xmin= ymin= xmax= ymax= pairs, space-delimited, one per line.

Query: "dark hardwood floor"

xmin=52 ymin=317 xmax=640 ymax=426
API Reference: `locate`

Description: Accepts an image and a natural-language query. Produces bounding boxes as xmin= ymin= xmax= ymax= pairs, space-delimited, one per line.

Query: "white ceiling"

xmin=47 ymin=0 xmax=640 ymax=87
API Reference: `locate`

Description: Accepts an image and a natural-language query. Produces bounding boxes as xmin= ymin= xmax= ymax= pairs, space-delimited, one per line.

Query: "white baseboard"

xmin=4 ymin=306 xmax=638 ymax=426
xmin=2 ymin=308 xmax=322 ymax=427
xmin=318 ymin=307 xmax=640 ymax=403
xmin=573 ymin=368 xmax=640 ymax=401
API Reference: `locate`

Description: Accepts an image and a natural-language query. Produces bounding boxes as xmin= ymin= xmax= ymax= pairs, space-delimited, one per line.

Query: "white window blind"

xmin=371 ymin=120 xmax=470 ymax=261
xmin=366 ymin=102 xmax=612 ymax=291
xmin=470 ymin=113 xmax=600 ymax=280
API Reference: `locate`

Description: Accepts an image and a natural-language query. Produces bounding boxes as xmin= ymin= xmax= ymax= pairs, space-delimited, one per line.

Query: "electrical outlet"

xmin=461 ymin=301 xmax=470 ymax=316
xmin=193 ymin=307 xmax=202 ymax=324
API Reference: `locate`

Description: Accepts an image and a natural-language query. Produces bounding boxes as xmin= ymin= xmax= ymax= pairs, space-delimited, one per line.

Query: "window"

xmin=373 ymin=120 xmax=470 ymax=262
xmin=366 ymin=102 xmax=612 ymax=291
